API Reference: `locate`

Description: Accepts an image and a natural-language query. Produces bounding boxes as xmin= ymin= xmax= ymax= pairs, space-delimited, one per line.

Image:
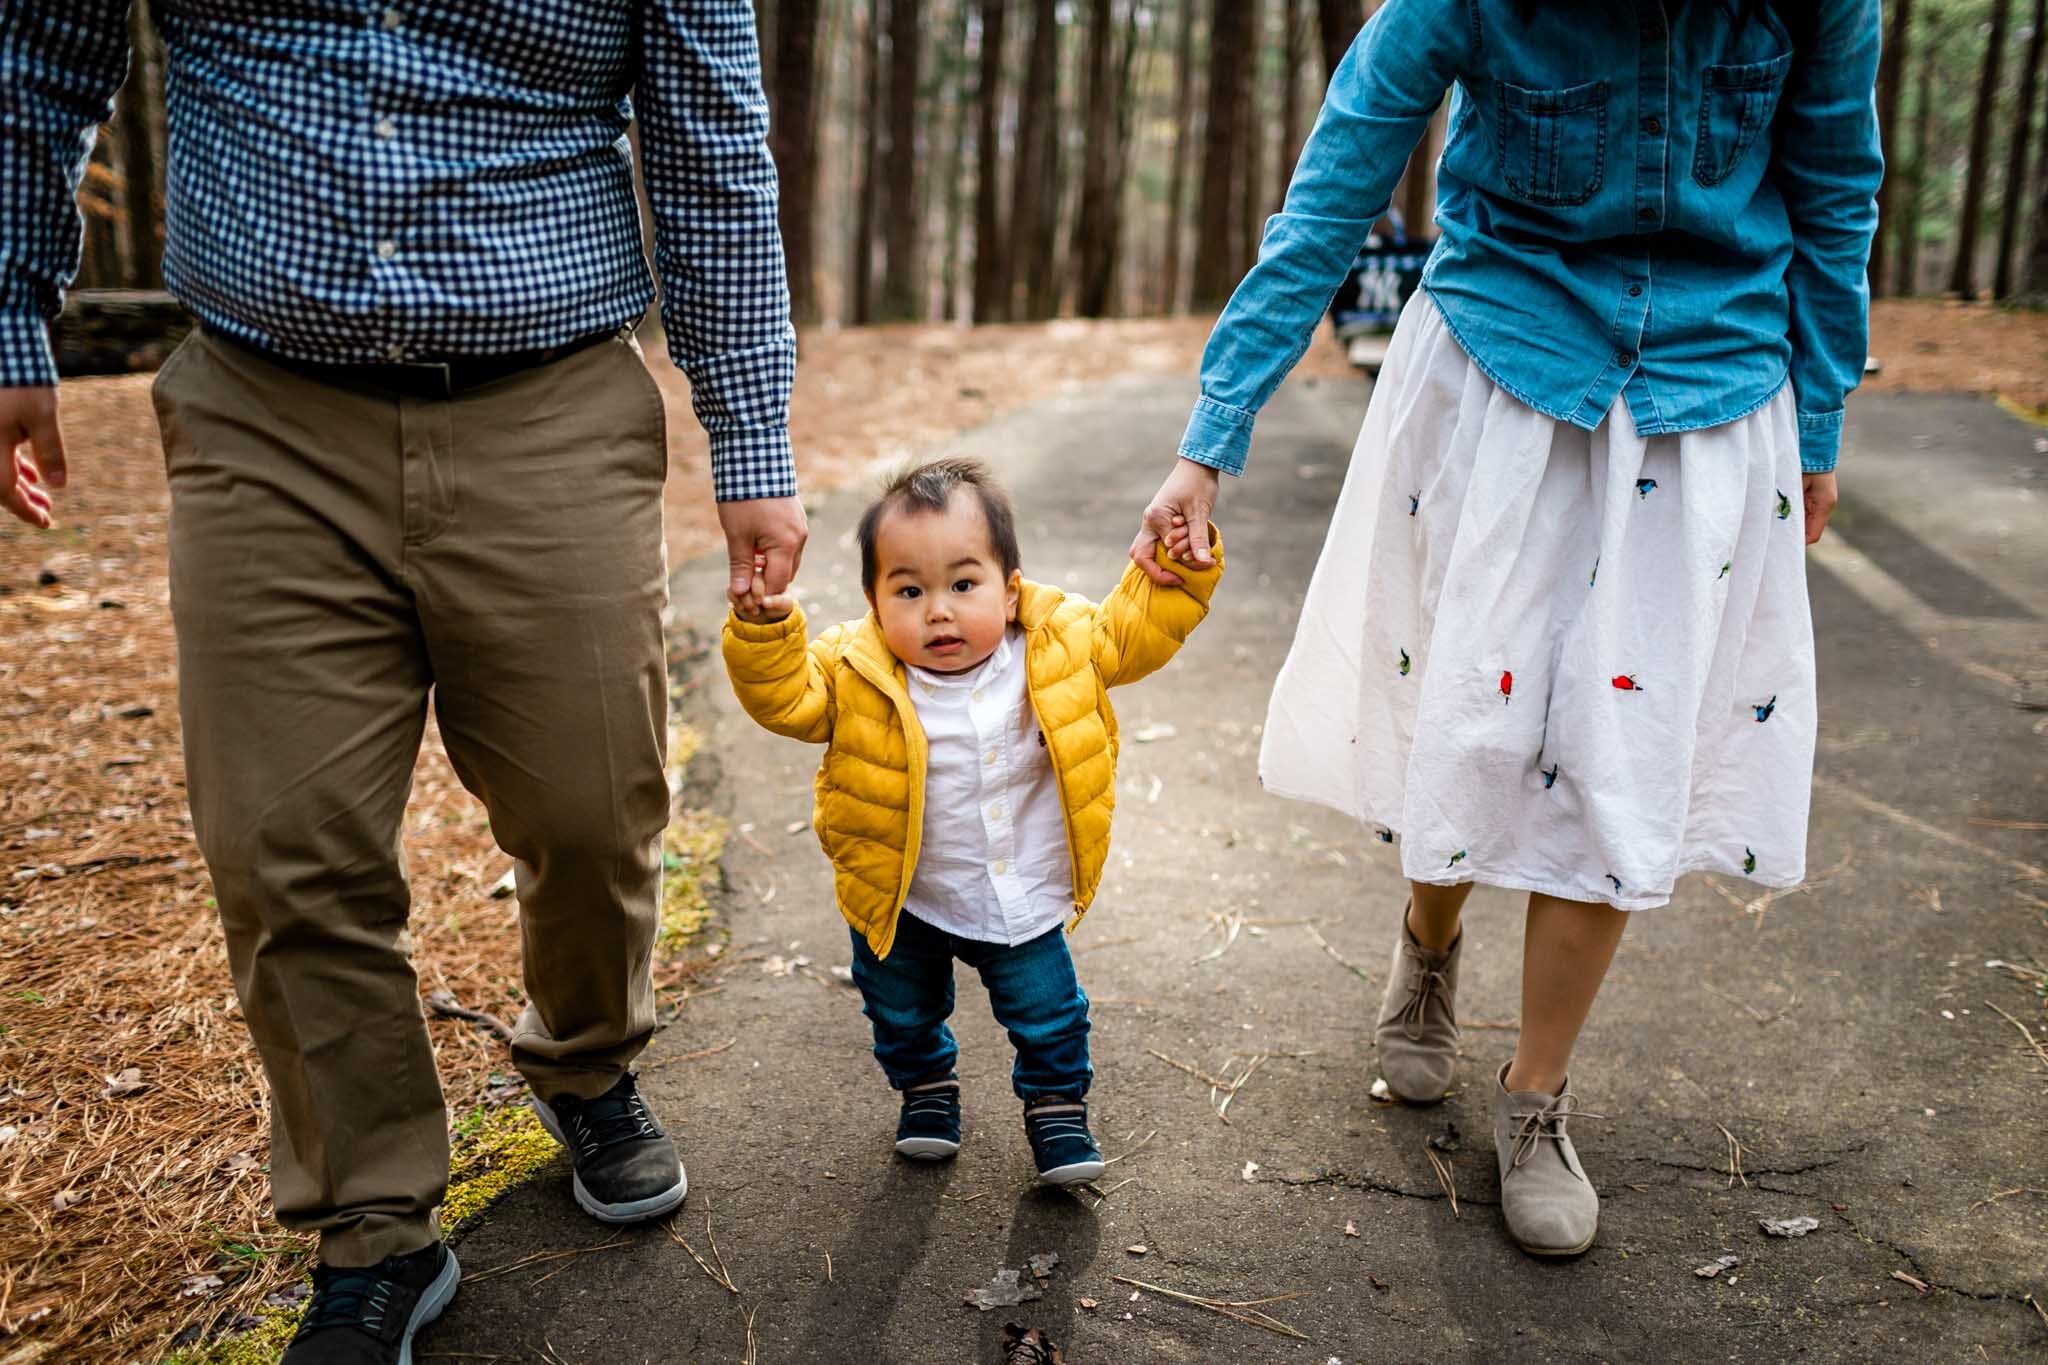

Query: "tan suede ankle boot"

xmin=1492 ymin=1062 xmax=1602 ymax=1257
xmin=1372 ymin=911 xmax=1461 ymax=1103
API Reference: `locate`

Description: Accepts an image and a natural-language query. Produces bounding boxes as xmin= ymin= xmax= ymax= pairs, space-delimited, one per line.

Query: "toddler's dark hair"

xmin=858 ymin=457 xmax=1022 ymax=595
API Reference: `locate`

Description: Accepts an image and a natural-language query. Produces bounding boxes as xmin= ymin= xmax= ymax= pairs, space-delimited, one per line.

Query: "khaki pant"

xmin=153 ymin=329 xmax=671 ymax=1265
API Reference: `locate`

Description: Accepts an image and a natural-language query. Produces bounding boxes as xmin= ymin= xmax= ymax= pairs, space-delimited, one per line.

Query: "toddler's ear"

xmin=1006 ymin=568 xmax=1023 ymax=621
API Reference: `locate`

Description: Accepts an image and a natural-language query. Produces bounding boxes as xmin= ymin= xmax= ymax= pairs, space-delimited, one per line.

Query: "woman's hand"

xmin=1131 ymin=457 xmax=1222 ymax=586
xmin=1802 ymin=472 xmax=1837 ymax=545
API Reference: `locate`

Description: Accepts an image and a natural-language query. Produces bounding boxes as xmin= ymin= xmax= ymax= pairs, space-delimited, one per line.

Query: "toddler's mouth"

xmin=926 ymin=635 xmax=965 ymax=653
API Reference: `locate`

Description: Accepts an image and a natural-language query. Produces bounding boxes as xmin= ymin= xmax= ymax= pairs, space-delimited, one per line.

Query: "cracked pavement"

xmin=426 ymin=378 xmax=2048 ymax=1362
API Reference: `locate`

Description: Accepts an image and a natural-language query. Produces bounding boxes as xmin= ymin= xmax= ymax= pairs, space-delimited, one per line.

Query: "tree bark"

xmin=1869 ymin=0 xmax=1913 ymax=297
xmin=877 ymin=0 xmax=923 ymax=320
xmin=1192 ymin=0 xmax=1251 ymax=308
xmin=938 ymin=1 xmax=972 ymax=320
xmin=1397 ymin=106 xmax=1443 ymax=241
xmin=1278 ymin=0 xmax=1306 ymax=213
xmin=1898 ymin=15 xmax=1939 ymax=297
xmin=1074 ymin=0 xmax=1120 ymax=317
xmin=1948 ymin=0 xmax=2013 ymax=298
xmin=768 ymin=0 xmax=822 ymax=323
xmin=1009 ymin=0 xmax=1061 ymax=319
xmin=2028 ymin=21 xmax=2048 ymax=299
xmin=852 ymin=0 xmax=883 ymax=324
xmin=1162 ymin=0 xmax=1198 ymax=314
xmin=115 ymin=0 xmax=163 ymax=288
xmin=1239 ymin=0 xmax=1263 ymax=276
xmin=1993 ymin=0 xmax=2045 ymax=298
xmin=1318 ymin=0 xmax=1363 ymax=85
xmin=972 ymin=0 xmax=1010 ymax=322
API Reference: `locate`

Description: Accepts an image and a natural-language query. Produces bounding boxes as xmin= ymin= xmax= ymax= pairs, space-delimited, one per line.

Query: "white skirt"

xmin=1260 ymin=295 xmax=1815 ymax=910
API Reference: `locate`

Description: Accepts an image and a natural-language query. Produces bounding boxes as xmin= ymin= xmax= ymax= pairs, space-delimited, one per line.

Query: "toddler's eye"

xmin=952 ymin=579 xmax=975 ymax=594
xmin=898 ymin=586 xmax=921 ymax=600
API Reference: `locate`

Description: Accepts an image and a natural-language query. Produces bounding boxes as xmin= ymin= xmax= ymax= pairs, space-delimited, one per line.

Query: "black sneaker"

xmin=530 ymin=1071 xmax=688 ymax=1224
xmin=895 ymin=1078 xmax=962 ymax=1160
xmin=282 ymin=1242 xmax=459 ymax=1365
xmin=1023 ymin=1098 xmax=1105 ymax=1186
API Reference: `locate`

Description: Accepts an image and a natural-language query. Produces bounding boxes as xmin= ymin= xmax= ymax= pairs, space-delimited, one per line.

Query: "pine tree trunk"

xmin=1870 ymin=0 xmax=1913 ymax=297
xmin=878 ymin=0 xmax=923 ymax=320
xmin=1397 ymin=106 xmax=1443 ymax=241
xmin=2028 ymin=32 xmax=2048 ymax=299
xmin=1948 ymin=0 xmax=2014 ymax=298
xmin=1277 ymin=0 xmax=1305 ymax=213
xmin=1192 ymin=0 xmax=1251 ymax=309
xmin=1238 ymin=0 xmax=1263 ymax=276
xmin=1899 ymin=19 xmax=1939 ymax=297
xmin=1010 ymin=0 xmax=1061 ymax=319
xmin=852 ymin=1 xmax=883 ymax=324
xmin=972 ymin=0 xmax=1010 ymax=322
xmin=1318 ymin=0 xmax=1363 ymax=84
xmin=116 ymin=0 xmax=163 ymax=288
xmin=1162 ymin=0 xmax=1198 ymax=314
xmin=1993 ymin=0 xmax=2045 ymax=298
xmin=939 ymin=0 xmax=972 ymax=320
xmin=769 ymin=0 xmax=822 ymax=323
xmin=1073 ymin=0 xmax=1119 ymax=317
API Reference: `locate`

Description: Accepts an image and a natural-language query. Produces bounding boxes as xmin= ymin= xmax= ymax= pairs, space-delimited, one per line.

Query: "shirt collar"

xmin=908 ymin=625 xmax=1016 ymax=694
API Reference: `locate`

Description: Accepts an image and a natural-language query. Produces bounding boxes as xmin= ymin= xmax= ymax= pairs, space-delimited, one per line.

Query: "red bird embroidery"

xmin=1612 ymin=674 xmax=1643 ymax=692
xmin=1500 ymin=670 xmax=1513 ymax=704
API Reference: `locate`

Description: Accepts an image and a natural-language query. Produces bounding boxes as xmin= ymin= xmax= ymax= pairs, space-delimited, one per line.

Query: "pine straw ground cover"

xmin=0 ymin=302 xmax=2036 ymax=1364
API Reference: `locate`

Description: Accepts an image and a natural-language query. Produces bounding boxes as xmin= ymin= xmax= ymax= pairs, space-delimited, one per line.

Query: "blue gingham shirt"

xmin=0 ymin=0 xmax=796 ymax=501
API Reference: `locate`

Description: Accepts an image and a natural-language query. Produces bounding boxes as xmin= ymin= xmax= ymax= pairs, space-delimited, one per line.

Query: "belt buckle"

xmin=391 ymin=357 xmax=455 ymax=396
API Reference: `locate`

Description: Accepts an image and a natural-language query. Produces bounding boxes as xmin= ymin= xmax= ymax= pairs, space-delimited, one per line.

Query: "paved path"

xmin=426 ymin=376 xmax=2047 ymax=1363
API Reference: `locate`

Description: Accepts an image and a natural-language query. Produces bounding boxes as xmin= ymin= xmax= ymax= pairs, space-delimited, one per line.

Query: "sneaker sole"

xmin=894 ymin=1137 xmax=961 ymax=1160
xmin=397 ymin=1247 xmax=462 ymax=1365
xmin=530 ymin=1100 xmax=689 ymax=1225
xmin=1035 ymin=1159 xmax=1106 ymax=1187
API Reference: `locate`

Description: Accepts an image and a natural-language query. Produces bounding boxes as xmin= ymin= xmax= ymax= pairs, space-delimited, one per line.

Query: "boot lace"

xmin=1506 ymin=1091 xmax=1608 ymax=1170
xmin=558 ymin=1077 xmax=662 ymax=1160
xmin=1393 ymin=943 xmax=1451 ymax=1042
xmin=295 ymin=1262 xmax=405 ymax=1340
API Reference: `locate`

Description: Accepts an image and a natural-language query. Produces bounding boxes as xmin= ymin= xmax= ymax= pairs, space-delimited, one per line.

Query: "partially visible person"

xmin=723 ymin=458 xmax=1221 ymax=1185
xmin=1133 ymin=0 xmax=1880 ymax=1258
xmin=0 ymin=3 xmax=806 ymax=1360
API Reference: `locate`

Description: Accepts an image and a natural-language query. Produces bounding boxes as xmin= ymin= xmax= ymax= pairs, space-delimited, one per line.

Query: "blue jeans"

xmin=848 ymin=912 xmax=1092 ymax=1104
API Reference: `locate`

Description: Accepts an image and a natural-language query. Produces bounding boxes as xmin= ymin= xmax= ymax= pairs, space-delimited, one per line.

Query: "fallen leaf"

xmin=1368 ymin=1275 xmax=1389 ymax=1291
xmin=52 ymin=1188 xmax=86 ymax=1212
xmin=1428 ymin=1122 xmax=1462 ymax=1154
xmin=1759 ymin=1216 xmax=1820 ymax=1238
xmin=487 ymin=867 xmax=517 ymax=899
xmin=262 ymin=1284 xmax=313 ymax=1309
xmin=1000 ymin=1323 xmax=1065 ymax=1364
xmin=1369 ymin=1078 xmax=1394 ymax=1103
xmin=1078 ymin=1298 xmax=1099 ymax=1310
xmin=1131 ymin=722 xmax=1178 ymax=744
xmin=1891 ymin=1270 xmax=1930 ymax=1294
xmin=1344 ymin=1220 xmax=1359 ymax=1237
xmin=222 ymin=1152 xmax=258 ymax=1175
xmin=178 ymin=1274 xmax=224 ymax=1299
xmin=1027 ymin=1252 xmax=1060 ymax=1281
xmin=1694 ymin=1255 xmax=1741 ymax=1278
xmin=100 ymin=1067 xmax=147 ymax=1099
xmin=0 ymin=1126 xmax=16 ymax=1145
xmin=785 ymin=819 xmax=809 ymax=835
xmin=1128 ymin=1291 xmax=1140 ymax=1302
xmin=1241 ymin=1160 xmax=1260 ymax=1182
xmin=963 ymin=1268 xmax=1043 ymax=1312
xmin=1124 ymin=1244 xmax=1149 ymax=1256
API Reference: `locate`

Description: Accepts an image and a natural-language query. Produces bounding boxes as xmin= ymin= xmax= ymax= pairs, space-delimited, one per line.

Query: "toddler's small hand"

xmin=731 ymin=587 xmax=796 ymax=624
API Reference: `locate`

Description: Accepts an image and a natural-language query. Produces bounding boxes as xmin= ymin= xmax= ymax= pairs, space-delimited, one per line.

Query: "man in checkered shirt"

xmin=0 ymin=4 xmax=806 ymax=1358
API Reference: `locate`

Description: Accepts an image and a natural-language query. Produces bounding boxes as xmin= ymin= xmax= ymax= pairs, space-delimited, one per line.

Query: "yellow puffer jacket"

xmin=722 ymin=537 xmax=1223 ymax=959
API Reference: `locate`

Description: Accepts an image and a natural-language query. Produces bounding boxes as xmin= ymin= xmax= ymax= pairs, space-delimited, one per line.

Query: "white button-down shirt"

xmin=903 ymin=628 xmax=1073 ymax=945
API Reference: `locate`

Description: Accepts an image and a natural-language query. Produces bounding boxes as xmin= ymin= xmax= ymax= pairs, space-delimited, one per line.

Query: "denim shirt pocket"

xmin=1493 ymin=78 xmax=1607 ymax=207
xmin=1692 ymin=52 xmax=1793 ymax=188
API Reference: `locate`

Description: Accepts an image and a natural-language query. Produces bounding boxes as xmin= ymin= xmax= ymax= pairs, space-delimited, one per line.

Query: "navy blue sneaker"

xmin=282 ymin=1242 xmax=459 ymax=1365
xmin=895 ymin=1078 xmax=962 ymax=1160
xmin=1023 ymin=1098 xmax=1104 ymax=1186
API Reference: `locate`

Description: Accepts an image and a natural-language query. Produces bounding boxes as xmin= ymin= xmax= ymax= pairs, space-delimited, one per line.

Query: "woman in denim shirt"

xmin=1132 ymin=0 xmax=1881 ymax=1257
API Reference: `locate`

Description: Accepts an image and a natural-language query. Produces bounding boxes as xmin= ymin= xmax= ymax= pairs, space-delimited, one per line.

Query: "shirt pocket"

xmin=1692 ymin=52 xmax=1793 ymax=188
xmin=1493 ymin=78 xmax=1607 ymax=208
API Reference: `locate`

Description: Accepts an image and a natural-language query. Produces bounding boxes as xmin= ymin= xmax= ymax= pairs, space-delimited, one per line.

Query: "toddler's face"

xmin=868 ymin=489 xmax=1021 ymax=674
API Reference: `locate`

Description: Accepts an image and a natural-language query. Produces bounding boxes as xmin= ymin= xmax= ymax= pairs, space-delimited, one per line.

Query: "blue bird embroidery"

xmin=1377 ymin=828 xmax=1395 ymax=843
xmin=1542 ymin=763 xmax=1560 ymax=789
xmin=1635 ymin=477 xmax=1658 ymax=499
xmin=1607 ymin=874 xmax=1623 ymax=893
xmin=1590 ymin=557 xmax=1600 ymax=586
xmin=1753 ymin=695 xmax=1777 ymax=723
xmin=1408 ymin=491 xmax=1420 ymax=516
xmin=1447 ymin=850 xmax=1468 ymax=868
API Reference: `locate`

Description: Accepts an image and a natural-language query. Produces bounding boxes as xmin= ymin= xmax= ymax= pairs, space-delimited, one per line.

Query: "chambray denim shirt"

xmin=1182 ymin=0 xmax=1882 ymax=475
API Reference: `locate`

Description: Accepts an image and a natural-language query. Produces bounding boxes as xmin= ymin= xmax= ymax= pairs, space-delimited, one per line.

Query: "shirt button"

xmin=1616 ymin=351 xmax=1636 ymax=367
xmin=1643 ymin=117 xmax=1662 ymax=135
xmin=992 ymin=860 xmax=1008 ymax=876
xmin=381 ymin=7 xmax=403 ymax=29
xmin=971 ymin=688 xmax=984 ymax=702
xmin=1628 ymin=285 xmax=1643 ymax=298
xmin=374 ymin=117 xmax=397 ymax=140
xmin=984 ymin=748 xmax=998 ymax=765
xmin=989 ymin=802 xmax=1004 ymax=819
xmin=376 ymin=240 xmax=397 ymax=260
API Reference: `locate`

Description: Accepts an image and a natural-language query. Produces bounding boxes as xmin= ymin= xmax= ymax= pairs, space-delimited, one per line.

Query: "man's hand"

xmin=1131 ymin=457 xmax=1221 ymax=586
xmin=1801 ymin=472 xmax=1837 ymax=546
xmin=719 ymin=493 xmax=808 ymax=605
xmin=1 ymin=387 xmax=65 ymax=529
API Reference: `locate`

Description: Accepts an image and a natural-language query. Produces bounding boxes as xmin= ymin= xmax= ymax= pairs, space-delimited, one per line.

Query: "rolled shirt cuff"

xmin=0 ymin=312 xmax=57 ymax=389
xmin=1176 ymin=395 xmax=1254 ymax=477
xmin=710 ymin=425 xmax=799 ymax=502
xmin=1797 ymin=407 xmax=1842 ymax=474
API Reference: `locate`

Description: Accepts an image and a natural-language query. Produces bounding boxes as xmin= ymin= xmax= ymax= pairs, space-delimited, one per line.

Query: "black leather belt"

xmin=206 ymin=325 xmax=622 ymax=398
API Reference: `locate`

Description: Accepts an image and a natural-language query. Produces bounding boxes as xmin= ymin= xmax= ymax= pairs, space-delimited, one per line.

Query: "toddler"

xmin=722 ymin=458 xmax=1222 ymax=1184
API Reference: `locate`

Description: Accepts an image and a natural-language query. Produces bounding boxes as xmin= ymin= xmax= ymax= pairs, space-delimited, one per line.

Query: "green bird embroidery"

xmin=1718 ymin=560 xmax=1731 ymax=580
xmin=1775 ymin=490 xmax=1792 ymax=521
xmin=1398 ymin=648 xmax=1411 ymax=676
xmin=1447 ymin=850 xmax=1467 ymax=868
xmin=1743 ymin=847 xmax=1757 ymax=875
